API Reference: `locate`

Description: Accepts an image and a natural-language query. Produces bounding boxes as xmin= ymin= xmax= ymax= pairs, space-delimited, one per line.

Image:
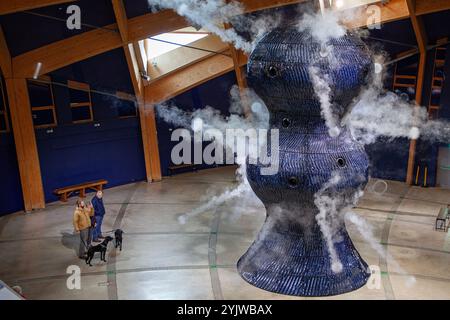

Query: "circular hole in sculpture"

xmin=282 ymin=118 xmax=291 ymax=128
xmin=337 ymin=157 xmax=347 ymax=168
xmin=288 ymin=176 xmax=299 ymax=188
xmin=267 ymin=65 xmax=279 ymax=78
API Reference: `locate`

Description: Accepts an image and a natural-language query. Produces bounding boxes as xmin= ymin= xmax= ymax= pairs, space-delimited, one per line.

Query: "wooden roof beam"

xmin=112 ymin=0 xmax=160 ymax=182
xmin=405 ymin=0 xmax=428 ymax=185
xmin=12 ymin=10 xmax=188 ymax=79
xmin=0 ymin=26 xmax=12 ymax=77
xmin=111 ymin=0 xmax=128 ymax=43
xmin=343 ymin=0 xmax=410 ymax=29
xmin=241 ymin=0 xmax=309 ymax=13
xmin=0 ymin=0 xmax=76 ymax=15
xmin=343 ymin=0 xmax=450 ymax=30
xmin=407 ymin=0 xmax=428 ymax=53
xmin=145 ymin=53 xmax=234 ymax=105
xmin=415 ymin=0 xmax=450 ymax=16
xmin=10 ymin=1 xmax=313 ymax=79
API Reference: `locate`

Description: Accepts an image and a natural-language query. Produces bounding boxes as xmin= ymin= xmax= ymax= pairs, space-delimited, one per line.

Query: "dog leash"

xmin=80 ymin=234 xmax=90 ymax=250
xmin=101 ymin=229 xmax=119 ymax=234
xmin=79 ymin=227 xmax=96 ymax=250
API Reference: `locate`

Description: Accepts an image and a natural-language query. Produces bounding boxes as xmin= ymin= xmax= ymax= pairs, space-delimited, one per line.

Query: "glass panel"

xmin=69 ymin=88 xmax=90 ymax=104
xmin=430 ymin=91 xmax=442 ymax=107
xmin=0 ymin=114 xmax=6 ymax=131
xmin=71 ymin=106 xmax=92 ymax=122
xmin=28 ymin=82 xmax=53 ymax=107
xmin=436 ymin=48 xmax=447 ymax=61
xmin=32 ymin=109 xmax=55 ymax=127
xmin=147 ymin=32 xmax=209 ymax=59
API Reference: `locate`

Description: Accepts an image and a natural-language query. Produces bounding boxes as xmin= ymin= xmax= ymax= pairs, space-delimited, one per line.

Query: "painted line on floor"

xmin=105 ymin=184 xmax=139 ymax=300
xmin=164 ymin=178 xmax=238 ymax=184
xmin=388 ymin=271 xmax=450 ymax=283
xmin=0 ymin=213 xmax=12 ymax=238
xmin=208 ymin=210 xmax=224 ymax=300
xmin=0 ymin=231 xmax=246 ymax=243
xmin=386 ymin=242 xmax=450 ymax=255
xmin=45 ymin=200 xmax=209 ymax=208
xmin=443 ymin=227 xmax=450 ymax=252
xmin=401 ymin=194 xmax=450 ymax=206
xmin=352 ymin=237 xmax=450 ymax=256
xmin=378 ymin=185 xmax=414 ymax=300
xmin=379 ymin=212 xmax=396 ymax=300
xmin=8 ymin=264 xmax=237 ymax=286
xmin=356 ymin=206 xmax=436 ymax=218
xmin=389 ymin=217 xmax=434 ymax=227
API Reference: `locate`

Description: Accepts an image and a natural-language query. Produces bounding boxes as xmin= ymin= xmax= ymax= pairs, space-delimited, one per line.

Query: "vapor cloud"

xmin=147 ymin=0 xmax=281 ymax=53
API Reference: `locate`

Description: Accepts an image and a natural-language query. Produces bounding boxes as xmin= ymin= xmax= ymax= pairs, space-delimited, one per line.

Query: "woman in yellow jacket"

xmin=73 ymin=200 xmax=92 ymax=259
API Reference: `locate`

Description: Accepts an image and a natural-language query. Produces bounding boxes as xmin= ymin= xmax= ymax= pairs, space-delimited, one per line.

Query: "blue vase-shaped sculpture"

xmin=237 ymin=28 xmax=373 ymax=296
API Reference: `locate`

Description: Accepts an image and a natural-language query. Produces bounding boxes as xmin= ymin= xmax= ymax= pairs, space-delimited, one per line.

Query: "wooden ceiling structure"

xmin=0 ymin=0 xmax=450 ymax=211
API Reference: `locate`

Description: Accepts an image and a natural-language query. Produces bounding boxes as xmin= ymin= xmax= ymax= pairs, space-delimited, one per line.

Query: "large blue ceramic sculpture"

xmin=237 ymin=28 xmax=373 ymax=296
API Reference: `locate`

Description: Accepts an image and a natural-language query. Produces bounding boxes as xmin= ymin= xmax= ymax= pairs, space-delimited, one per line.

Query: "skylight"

xmin=330 ymin=0 xmax=383 ymax=10
xmin=147 ymin=28 xmax=209 ymax=60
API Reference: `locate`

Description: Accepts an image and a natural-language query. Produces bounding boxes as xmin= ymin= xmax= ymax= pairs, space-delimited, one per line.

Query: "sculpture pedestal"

xmin=237 ymin=206 xmax=370 ymax=296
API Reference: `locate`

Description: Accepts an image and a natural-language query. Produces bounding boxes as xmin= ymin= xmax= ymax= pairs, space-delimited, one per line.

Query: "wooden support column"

xmin=6 ymin=78 xmax=45 ymax=211
xmin=142 ymin=91 xmax=162 ymax=182
xmin=1 ymin=26 xmax=45 ymax=211
xmin=229 ymin=45 xmax=251 ymax=114
xmin=123 ymin=45 xmax=158 ymax=182
xmin=405 ymin=0 xmax=428 ymax=185
xmin=0 ymin=27 xmax=12 ymax=79
xmin=230 ymin=46 xmax=248 ymax=91
xmin=112 ymin=0 xmax=161 ymax=182
xmin=225 ymin=22 xmax=250 ymax=115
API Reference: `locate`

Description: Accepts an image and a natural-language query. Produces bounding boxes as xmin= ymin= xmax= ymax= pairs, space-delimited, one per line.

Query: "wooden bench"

xmin=168 ymin=164 xmax=197 ymax=176
xmin=435 ymin=206 xmax=449 ymax=232
xmin=54 ymin=179 xmax=108 ymax=202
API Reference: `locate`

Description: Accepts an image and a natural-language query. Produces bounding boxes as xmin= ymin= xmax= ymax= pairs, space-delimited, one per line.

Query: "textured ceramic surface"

xmin=238 ymin=28 xmax=374 ymax=296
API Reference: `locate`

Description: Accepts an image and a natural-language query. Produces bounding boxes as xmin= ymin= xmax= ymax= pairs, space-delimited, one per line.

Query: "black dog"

xmin=85 ymin=236 xmax=113 ymax=266
xmin=114 ymin=229 xmax=124 ymax=251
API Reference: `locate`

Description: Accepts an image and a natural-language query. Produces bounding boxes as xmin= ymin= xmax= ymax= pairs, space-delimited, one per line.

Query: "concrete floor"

xmin=0 ymin=166 xmax=449 ymax=300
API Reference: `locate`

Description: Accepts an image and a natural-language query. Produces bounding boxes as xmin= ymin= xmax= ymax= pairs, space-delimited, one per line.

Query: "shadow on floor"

xmin=61 ymin=230 xmax=79 ymax=257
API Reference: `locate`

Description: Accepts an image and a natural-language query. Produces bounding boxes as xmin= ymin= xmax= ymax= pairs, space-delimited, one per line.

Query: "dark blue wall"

xmin=35 ymin=118 xmax=145 ymax=202
xmin=0 ymin=133 xmax=24 ymax=215
xmin=0 ymin=77 xmax=24 ymax=215
xmin=156 ymin=71 xmax=237 ymax=176
xmin=366 ymin=138 xmax=410 ymax=182
xmin=0 ymin=0 xmax=116 ymax=57
xmin=364 ymin=23 xmax=418 ymax=183
xmin=367 ymin=19 xmax=417 ymax=57
xmin=36 ymin=49 xmax=146 ymax=202
xmin=423 ymin=10 xmax=450 ymax=44
xmin=365 ymin=14 xmax=450 ymax=184
xmin=124 ymin=0 xmax=152 ymax=19
xmin=366 ymin=50 xmax=441 ymax=185
xmin=439 ymin=45 xmax=450 ymax=120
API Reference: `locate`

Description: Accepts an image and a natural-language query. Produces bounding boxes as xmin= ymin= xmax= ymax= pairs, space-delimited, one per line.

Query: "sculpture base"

xmin=237 ymin=220 xmax=370 ymax=297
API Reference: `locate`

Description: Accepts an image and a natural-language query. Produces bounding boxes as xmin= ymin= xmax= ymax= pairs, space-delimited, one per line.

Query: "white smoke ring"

xmin=369 ymin=179 xmax=388 ymax=196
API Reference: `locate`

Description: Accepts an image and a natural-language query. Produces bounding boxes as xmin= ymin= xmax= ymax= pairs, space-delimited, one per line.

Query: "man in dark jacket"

xmin=92 ymin=191 xmax=106 ymax=242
